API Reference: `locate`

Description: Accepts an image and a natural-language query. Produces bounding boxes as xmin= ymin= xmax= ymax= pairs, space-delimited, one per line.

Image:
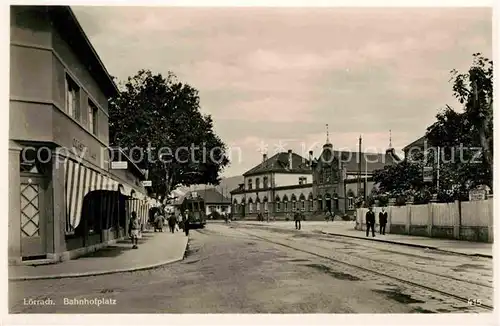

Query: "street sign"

xmin=111 ymin=161 xmax=128 ymax=170
xmin=423 ymin=166 xmax=433 ymax=182
xmin=142 ymin=180 xmax=152 ymax=187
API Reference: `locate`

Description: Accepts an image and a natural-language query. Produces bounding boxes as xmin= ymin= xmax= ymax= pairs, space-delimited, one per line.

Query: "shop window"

xmin=66 ymin=74 xmax=80 ymax=120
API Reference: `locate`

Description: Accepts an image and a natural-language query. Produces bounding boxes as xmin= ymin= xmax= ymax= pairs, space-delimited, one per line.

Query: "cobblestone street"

xmin=9 ymin=223 xmax=492 ymax=314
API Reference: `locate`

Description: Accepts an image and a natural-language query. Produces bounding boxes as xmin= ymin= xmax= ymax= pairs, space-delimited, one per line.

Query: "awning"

xmin=65 ymin=160 xmax=119 ymax=230
xmin=120 ymin=184 xmax=133 ymax=196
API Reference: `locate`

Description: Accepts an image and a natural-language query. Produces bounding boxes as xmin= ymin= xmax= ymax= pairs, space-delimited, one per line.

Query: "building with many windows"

xmin=230 ymin=150 xmax=314 ymax=219
xmin=9 ymin=6 xmax=151 ymax=264
xmin=231 ymin=137 xmax=400 ymax=219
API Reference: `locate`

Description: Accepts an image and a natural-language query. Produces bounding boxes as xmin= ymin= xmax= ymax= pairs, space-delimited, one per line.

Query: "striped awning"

xmin=120 ymin=184 xmax=133 ymax=196
xmin=65 ymin=160 xmax=119 ymax=230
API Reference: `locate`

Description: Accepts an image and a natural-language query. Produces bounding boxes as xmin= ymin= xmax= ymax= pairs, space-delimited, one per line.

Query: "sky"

xmin=72 ymin=6 xmax=492 ymax=177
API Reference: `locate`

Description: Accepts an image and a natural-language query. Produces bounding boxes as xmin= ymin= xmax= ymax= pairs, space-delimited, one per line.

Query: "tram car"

xmin=180 ymin=195 xmax=206 ymax=229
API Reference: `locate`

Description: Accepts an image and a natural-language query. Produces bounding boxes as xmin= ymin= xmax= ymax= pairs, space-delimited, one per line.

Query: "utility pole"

xmin=357 ymin=135 xmax=362 ymax=197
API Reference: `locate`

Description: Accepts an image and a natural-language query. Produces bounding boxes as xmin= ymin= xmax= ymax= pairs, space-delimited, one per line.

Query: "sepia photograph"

xmin=4 ymin=1 xmax=495 ymax=322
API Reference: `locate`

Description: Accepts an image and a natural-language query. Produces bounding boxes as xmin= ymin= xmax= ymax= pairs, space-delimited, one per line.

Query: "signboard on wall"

xmin=111 ymin=161 xmax=128 ymax=170
xmin=142 ymin=180 xmax=152 ymax=187
xmin=423 ymin=166 xmax=433 ymax=182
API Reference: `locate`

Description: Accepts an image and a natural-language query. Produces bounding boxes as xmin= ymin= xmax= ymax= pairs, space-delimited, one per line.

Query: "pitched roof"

xmin=312 ymin=145 xmax=399 ymax=173
xmin=402 ymin=135 xmax=427 ymax=152
xmin=184 ymin=188 xmax=231 ymax=204
xmin=243 ymin=152 xmax=312 ymax=176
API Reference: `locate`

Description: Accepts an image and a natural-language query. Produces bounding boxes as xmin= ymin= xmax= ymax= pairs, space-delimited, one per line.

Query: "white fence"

xmin=356 ymin=198 xmax=493 ymax=243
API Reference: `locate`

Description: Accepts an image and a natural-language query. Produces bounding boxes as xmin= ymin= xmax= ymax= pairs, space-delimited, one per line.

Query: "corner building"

xmin=9 ymin=6 xmax=150 ymax=264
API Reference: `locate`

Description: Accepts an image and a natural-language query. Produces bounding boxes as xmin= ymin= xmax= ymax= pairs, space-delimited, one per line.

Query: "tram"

xmin=180 ymin=195 xmax=206 ymax=228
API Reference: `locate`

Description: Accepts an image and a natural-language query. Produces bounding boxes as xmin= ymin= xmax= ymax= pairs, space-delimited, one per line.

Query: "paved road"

xmin=9 ymin=223 xmax=492 ymax=313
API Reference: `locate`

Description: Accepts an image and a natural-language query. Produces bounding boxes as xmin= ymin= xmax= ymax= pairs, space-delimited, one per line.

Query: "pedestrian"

xmin=294 ymin=208 xmax=302 ymax=230
xmin=365 ymin=206 xmax=376 ymax=237
xmin=183 ymin=209 xmax=190 ymax=236
xmin=379 ymin=207 xmax=388 ymax=235
xmin=128 ymin=211 xmax=140 ymax=249
xmin=154 ymin=210 xmax=164 ymax=232
xmin=176 ymin=213 xmax=182 ymax=232
xmin=168 ymin=213 xmax=176 ymax=233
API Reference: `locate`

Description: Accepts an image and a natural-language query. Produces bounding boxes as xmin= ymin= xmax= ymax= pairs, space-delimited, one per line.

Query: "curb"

xmin=233 ymin=222 xmax=492 ymax=259
xmin=320 ymin=231 xmax=492 ymax=258
xmin=9 ymin=238 xmax=189 ymax=282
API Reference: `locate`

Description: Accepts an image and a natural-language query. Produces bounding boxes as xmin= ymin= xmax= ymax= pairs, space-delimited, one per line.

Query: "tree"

xmin=109 ymin=70 xmax=230 ymax=200
xmin=449 ymin=53 xmax=493 ymax=186
xmin=425 ymin=54 xmax=493 ymax=190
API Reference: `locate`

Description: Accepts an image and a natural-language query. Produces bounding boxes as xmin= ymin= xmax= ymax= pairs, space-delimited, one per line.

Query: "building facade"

xmin=9 ymin=6 xmax=151 ymax=264
xmin=231 ymin=141 xmax=400 ymax=220
xmin=231 ymin=150 xmax=314 ymax=219
xmin=311 ymin=140 xmax=400 ymax=215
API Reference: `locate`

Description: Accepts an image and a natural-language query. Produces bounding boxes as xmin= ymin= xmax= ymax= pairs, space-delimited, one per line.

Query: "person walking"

xmin=294 ymin=208 xmax=302 ymax=230
xmin=379 ymin=207 xmax=388 ymax=235
xmin=183 ymin=209 xmax=190 ymax=236
xmin=168 ymin=213 xmax=176 ymax=233
xmin=128 ymin=211 xmax=140 ymax=249
xmin=365 ymin=206 xmax=376 ymax=237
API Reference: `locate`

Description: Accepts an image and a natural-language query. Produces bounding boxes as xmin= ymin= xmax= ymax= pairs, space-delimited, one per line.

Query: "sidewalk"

xmin=235 ymin=221 xmax=493 ymax=258
xmin=9 ymin=231 xmax=188 ymax=281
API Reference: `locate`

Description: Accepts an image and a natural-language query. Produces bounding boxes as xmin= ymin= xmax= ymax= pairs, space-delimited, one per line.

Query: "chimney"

xmin=308 ymin=150 xmax=313 ymax=167
xmin=263 ymin=153 xmax=267 ymax=162
xmin=288 ymin=149 xmax=293 ymax=169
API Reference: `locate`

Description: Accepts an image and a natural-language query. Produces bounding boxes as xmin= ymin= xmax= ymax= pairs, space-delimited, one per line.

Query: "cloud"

xmin=72 ymin=6 xmax=492 ymax=177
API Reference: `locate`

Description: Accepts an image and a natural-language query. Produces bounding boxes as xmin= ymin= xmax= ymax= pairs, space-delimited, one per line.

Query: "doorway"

xmin=20 ymin=175 xmax=48 ymax=259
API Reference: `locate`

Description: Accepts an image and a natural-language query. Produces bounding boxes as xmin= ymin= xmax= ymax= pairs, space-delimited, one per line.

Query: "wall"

xmin=355 ymin=199 xmax=493 ymax=243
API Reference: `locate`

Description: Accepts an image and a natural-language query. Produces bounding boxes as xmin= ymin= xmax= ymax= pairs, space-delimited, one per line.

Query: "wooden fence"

xmin=355 ymin=198 xmax=493 ymax=243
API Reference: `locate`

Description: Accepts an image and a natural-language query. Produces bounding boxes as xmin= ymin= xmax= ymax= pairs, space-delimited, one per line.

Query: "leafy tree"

xmin=373 ymin=54 xmax=493 ymax=202
xmin=109 ymin=70 xmax=230 ymax=199
xmin=426 ymin=54 xmax=493 ymax=190
xmin=450 ymin=53 xmax=493 ymax=174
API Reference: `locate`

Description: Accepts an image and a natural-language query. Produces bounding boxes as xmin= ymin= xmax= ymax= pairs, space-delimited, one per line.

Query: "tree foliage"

xmin=109 ymin=70 xmax=230 ymax=199
xmin=373 ymin=54 xmax=493 ymax=202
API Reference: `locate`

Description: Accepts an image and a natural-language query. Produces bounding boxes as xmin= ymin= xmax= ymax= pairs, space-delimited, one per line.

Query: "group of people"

xmin=127 ymin=208 xmax=193 ymax=249
xmin=364 ymin=206 xmax=388 ymax=237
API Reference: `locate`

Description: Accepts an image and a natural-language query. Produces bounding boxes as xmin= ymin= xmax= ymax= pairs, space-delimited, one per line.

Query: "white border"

xmin=1 ymin=1 xmax=498 ymax=325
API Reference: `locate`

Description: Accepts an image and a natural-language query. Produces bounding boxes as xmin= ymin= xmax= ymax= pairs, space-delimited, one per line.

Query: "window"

xmin=88 ymin=100 xmax=98 ymax=135
xmin=264 ymin=202 xmax=268 ymax=211
xmin=292 ymin=201 xmax=296 ymax=210
xmin=323 ymin=169 xmax=332 ymax=183
xmin=299 ymin=177 xmax=307 ymax=185
xmin=348 ymin=197 xmax=354 ymax=210
xmin=309 ymin=199 xmax=313 ymax=211
xmin=256 ymin=202 xmax=260 ymax=211
xmin=256 ymin=178 xmax=260 ymax=189
xmin=276 ymin=202 xmax=281 ymax=212
xmin=248 ymin=179 xmax=253 ymax=190
xmin=249 ymin=203 xmax=253 ymax=213
xmin=66 ymin=74 xmax=80 ymax=120
xmin=301 ymin=200 xmax=305 ymax=211
xmin=263 ymin=176 xmax=269 ymax=189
